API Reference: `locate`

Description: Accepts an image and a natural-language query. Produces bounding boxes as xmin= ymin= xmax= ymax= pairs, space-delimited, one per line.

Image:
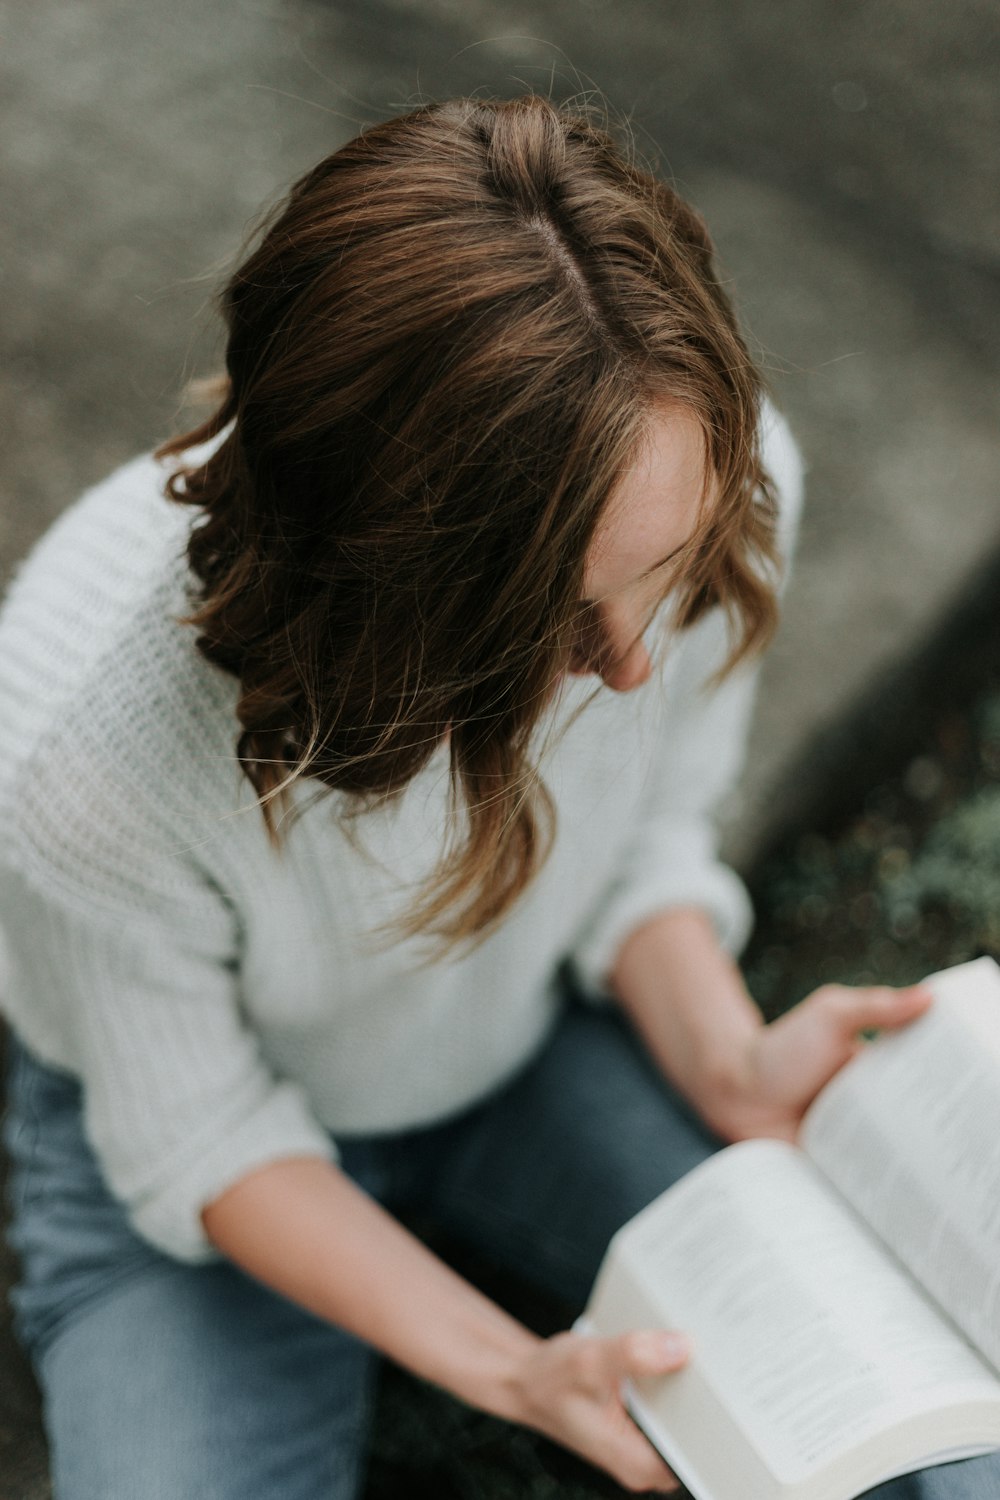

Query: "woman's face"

xmin=571 ymin=405 xmax=709 ymax=692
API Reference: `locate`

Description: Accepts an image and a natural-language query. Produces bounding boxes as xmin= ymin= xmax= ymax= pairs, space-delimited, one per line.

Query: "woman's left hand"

xmin=711 ymin=982 xmax=934 ymax=1143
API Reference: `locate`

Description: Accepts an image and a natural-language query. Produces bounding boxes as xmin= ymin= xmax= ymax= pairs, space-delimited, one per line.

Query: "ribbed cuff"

xmin=570 ymin=860 xmax=754 ymax=1000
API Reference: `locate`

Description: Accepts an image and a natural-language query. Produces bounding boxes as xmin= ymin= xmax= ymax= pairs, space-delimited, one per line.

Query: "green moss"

xmin=881 ymin=787 xmax=1000 ymax=952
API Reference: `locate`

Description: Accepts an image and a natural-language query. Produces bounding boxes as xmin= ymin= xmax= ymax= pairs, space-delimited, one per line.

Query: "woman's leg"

xmin=3 ymin=1037 xmax=378 ymax=1500
xmin=37 ymin=1259 xmax=378 ymax=1500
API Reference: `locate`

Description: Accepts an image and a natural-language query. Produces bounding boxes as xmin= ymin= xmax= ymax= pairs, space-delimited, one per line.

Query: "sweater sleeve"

xmin=0 ymin=564 xmax=344 ymax=1267
xmin=568 ymin=403 xmax=805 ymax=993
xmin=0 ymin=470 xmax=340 ymax=1263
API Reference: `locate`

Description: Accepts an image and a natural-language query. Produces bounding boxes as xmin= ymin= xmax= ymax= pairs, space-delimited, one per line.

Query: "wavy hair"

xmin=157 ymin=96 xmax=779 ymax=945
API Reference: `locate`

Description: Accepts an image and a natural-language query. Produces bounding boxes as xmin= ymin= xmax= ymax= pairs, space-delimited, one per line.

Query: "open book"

xmin=581 ymin=957 xmax=1000 ymax=1500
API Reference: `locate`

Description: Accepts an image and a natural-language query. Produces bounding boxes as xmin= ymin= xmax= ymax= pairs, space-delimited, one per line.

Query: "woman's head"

xmin=159 ymin=94 xmax=778 ymax=944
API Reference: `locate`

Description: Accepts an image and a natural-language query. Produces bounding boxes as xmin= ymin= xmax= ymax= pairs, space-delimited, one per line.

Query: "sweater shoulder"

xmin=759 ymin=397 xmax=805 ymax=556
xmin=0 ymin=451 xmax=194 ymax=739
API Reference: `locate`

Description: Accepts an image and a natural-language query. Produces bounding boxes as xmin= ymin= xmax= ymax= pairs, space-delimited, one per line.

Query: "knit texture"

xmin=0 ymin=409 xmax=802 ymax=1261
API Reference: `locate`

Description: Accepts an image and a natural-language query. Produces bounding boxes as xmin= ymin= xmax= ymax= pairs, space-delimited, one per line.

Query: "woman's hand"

xmin=506 ymin=1328 xmax=690 ymax=1493
xmin=205 ymin=1157 xmax=687 ymax=1494
xmin=612 ymin=907 xmax=935 ymax=1147
xmin=710 ymin=981 xmax=934 ymax=1143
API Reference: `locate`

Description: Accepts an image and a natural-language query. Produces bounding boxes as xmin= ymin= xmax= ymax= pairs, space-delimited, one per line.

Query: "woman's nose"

xmin=568 ymin=601 xmax=653 ymax=693
xmin=600 ymin=635 xmax=652 ymax=692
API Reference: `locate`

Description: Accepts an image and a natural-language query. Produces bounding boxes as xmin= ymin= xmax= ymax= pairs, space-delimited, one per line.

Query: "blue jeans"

xmin=3 ymin=1005 xmax=998 ymax=1500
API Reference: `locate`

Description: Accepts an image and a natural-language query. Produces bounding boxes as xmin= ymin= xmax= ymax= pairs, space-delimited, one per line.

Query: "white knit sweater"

xmin=0 ymin=408 xmax=801 ymax=1261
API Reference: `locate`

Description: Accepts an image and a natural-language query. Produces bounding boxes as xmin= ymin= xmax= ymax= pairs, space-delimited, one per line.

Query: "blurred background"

xmin=1 ymin=0 xmax=999 ymax=835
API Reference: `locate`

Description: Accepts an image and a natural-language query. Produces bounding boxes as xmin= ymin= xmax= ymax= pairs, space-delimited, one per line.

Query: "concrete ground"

xmin=1 ymin=1 xmax=998 ymax=1492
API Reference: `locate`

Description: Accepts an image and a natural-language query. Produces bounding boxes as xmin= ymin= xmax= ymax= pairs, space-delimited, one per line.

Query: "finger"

xmin=860 ymin=983 xmax=934 ymax=1031
xmin=609 ymin=1329 xmax=691 ymax=1381
xmin=813 ymin=982 xmax=933 ymax=1035
xmin=876 ymin=984 xmax=935 ymax=1028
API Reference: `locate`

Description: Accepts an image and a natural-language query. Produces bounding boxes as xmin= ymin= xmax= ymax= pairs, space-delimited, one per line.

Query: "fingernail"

xmin=657 ymin=1332 xmax=690 ymax=1362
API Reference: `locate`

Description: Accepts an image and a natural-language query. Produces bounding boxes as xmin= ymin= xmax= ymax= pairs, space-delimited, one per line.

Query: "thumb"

xmin=611 ymin=1329 xmax=691 ymax=1381
xmin=863 ymin=983 xmax=935 ymax=1032
xmin=812 ymin=982 xmax=934 ymax=1037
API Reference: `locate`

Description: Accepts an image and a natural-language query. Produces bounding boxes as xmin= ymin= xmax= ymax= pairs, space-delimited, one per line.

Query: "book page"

xmin=801 ymin=958 xmax=1000 ymax=1370
xmin=589 ymin=1139 xmax=1000 ymax=1489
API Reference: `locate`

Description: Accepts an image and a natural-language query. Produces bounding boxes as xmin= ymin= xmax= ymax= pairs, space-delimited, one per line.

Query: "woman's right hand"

xmin=505 ymin=1327 xmax=690 ymax=1493
xmin=204 ymin=1158 xmax=688 ymax=1492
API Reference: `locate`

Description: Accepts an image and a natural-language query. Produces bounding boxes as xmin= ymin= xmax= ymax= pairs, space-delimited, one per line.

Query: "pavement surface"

xmin=1 ymin=2 xmax=998 ymax=1492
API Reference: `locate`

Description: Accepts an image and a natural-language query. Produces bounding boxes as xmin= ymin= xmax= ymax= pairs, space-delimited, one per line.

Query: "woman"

xmin=0 ymin=96 xmax=959 ymax=1499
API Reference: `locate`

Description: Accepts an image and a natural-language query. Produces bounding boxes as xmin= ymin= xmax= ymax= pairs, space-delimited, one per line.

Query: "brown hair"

xmin=157 ymin=95 xmax=778 ymax=945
